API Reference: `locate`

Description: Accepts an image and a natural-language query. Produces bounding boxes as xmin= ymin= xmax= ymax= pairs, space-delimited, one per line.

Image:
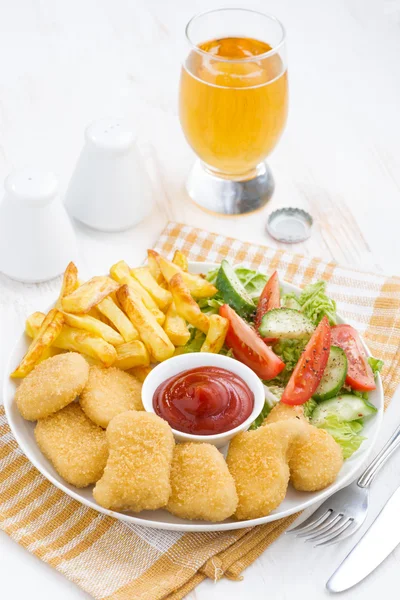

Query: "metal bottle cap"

xmin=266 ymin=208 xmax=313 ymax=243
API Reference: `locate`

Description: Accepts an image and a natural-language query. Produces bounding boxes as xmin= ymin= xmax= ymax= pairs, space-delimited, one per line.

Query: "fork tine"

xmin=288 ymin=506 xmax=332 ymax=534
xmin=313 ymin=518 xmax=354 ymax=547
xmin=320 ymin=521 xmax=364 ymax=546
xmin=297 ymin=511 xmax=339 ymax=538
xmin=306 ymin=513 xmax=343 ymax=542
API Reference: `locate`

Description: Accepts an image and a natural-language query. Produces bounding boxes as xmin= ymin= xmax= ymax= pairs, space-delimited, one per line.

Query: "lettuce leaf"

xmin=249 ymin=401 xmax=272 ymax=430
xmin=265 ymin=385 xmax=284 ymax=400
xmin=268 ymin=338 xmax=306 ymax=385
xmin=219 ymin=347 xmax=234 ymax=358
xmin=207 ymin=265 xmax=268 ymax=300
xmin=303 ymin=398 xmax=318 ymax=419
xmin=173 ymin=328 xmax=205 ymax=355
xmin=173 ymin=326 xmax=233 ymax=356
xmin=201 ymin=265 xmax=268 ymax=316
xmin=282 ymin=294 xmax=302 ymax=311
xmin=316 ymin=414 xmax=365 ymax=459
xmin=197 ymin=269 xmax=223 ymax=315
xmin=273 ymin=339 xmax=306 ymax=370
xmin=298 ymin=281 xmax=337 ymax=325
xmin=205 ymin=268 xmax=219 ymax=285
xmin=233 ymin=268 xmax=268 ymax=299
xmin=282 ymin=281 xmax=337 ymax=326
xmin=197 ymin=296 xmax=224 ymax=316
xmin=368 ymin=356 xmax=384 ymax=376
xmin=249 ymin=385 xmax=281 ymax=430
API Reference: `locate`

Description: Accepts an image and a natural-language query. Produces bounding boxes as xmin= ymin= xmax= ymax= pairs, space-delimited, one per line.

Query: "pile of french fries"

xmin=12 ymin=250 xmax=229 ymax=379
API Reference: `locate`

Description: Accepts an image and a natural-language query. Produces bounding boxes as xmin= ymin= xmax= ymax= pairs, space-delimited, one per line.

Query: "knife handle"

xmin=358 ymin=423 xmax=400 ymax=488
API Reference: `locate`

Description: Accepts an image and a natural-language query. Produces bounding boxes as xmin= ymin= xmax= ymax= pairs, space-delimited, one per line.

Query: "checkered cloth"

xmin=1 ymin=221 xmax=399 ymax=599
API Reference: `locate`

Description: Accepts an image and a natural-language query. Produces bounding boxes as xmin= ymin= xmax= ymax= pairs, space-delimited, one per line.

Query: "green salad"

xmin=177 ymin=260 xmax=382 ymax=459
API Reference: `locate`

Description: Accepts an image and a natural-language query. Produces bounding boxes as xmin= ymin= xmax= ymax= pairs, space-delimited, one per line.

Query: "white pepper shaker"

xmin=0 ymin=169 xmax=78 ymax=283
xmin=64 ymin=117 xmax=154 ymax=232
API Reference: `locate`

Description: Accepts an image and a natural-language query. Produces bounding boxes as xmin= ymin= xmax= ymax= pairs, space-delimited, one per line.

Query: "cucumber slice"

xmin=311 ymin=394 xmax=377 ymax=427
xmin=259 ymin=308 xmax=315 ymax=340
xmin=216 ymin=260 xmax=255 ymax=317
xmin=313 ymin=346 xmax=348 ymax=401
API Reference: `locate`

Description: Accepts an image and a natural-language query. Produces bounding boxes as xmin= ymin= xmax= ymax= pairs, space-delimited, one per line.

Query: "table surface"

xmin=1 ymin=0 xmax=400 ymax=598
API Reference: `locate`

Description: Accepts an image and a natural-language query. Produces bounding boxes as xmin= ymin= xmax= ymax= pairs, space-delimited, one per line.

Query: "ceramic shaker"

xmin=0 ymin=169 xmax=78 ymax=283
xmin=64 ymin=117 xmax=153 ymax=232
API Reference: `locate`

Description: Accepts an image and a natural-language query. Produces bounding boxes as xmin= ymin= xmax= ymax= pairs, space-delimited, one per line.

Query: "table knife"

xmin=326 ymin=485 xmax=400 ymax=592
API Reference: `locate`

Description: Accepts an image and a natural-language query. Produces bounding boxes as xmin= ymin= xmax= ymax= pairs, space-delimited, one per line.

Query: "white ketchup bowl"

xmin=141 ymin=353 xmax=265 ymax=448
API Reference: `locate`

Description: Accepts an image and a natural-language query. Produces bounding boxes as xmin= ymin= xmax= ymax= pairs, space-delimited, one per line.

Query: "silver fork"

xmin=288 ymin=423 xmax=400 ymax=547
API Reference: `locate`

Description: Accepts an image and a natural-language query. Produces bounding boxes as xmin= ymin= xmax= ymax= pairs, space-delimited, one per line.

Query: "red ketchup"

xmin=153 ymin=366 xmax=254 ymax=435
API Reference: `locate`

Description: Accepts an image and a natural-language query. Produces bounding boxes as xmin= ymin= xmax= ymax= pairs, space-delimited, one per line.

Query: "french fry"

xmin=25 ymin=312 xmax=116 ymax=367
xmin=131 ymin=266 xmax=172 ymax=311
xmin=62 ymin=276 xmax=119 ymax=314
xmin=12 ymin=309 xmax=64 ymax=377
xmin=114 ymin=340 xmax=150 ymax=370
xmin=147 ymin=249 xmax=164 ymax=284
xmin=117 ymin=285 xmax=175 ymax=362
xmin=56 ymin=262 xmax=79 ymax=308
xmin=40 ymin=347 xmax=61 ymax=361
xmin=163 ymin=302 xmax=191 ymax=346
xmin=200 ymin=315 xmax=229 ymax=354
xmin=157 ymin=255 xmax=217 ymax=299
xmin=88 ymin=305 xmax=113 ymax=325
xmin=110 ymin=260 xmax=165 ymax=325
xmin=97 ymin=296 xmax=139 ymax=342
xmin=62 ymin=312 xmax=124 ymax=346
xmin=25 ymin=312 xmax=46 ymax=338
xmin=55 ymin=327 xmax=117 ymax=366
xmin=169 ymin=274 xmax=210 ymax=334
xmin=128 ymin=365 xmax=153 ymax=382
xmin=172 ymin=249 xmax=188 ymax=271
xmin=24 ymin=312 xmax=60 ymax=361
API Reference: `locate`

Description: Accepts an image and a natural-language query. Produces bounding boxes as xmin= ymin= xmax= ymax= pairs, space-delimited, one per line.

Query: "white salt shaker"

xmin=64 ymin=117 xmax=153 ymax=232
xmin=0 ymin=169 xmax=78 ymax=283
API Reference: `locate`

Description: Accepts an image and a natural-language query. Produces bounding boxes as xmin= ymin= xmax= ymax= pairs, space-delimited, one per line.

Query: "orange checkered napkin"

xmin=1 ymin=221 xmax=400 ymax=600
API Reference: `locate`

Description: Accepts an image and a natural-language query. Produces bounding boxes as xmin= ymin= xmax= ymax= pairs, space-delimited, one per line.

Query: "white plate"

xmin=3 ymin=261 xmax=384 ymax=532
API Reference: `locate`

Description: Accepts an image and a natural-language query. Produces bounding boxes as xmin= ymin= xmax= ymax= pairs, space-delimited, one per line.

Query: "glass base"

xmin=186 ymin=160 xmax=275 ymax=215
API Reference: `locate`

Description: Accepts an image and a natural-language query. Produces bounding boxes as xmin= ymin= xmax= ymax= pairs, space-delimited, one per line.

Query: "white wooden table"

xmin=1 ymin=0 xmax=400 ymax=598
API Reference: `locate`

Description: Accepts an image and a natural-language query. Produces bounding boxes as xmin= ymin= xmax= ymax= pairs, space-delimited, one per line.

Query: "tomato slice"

xmin=281 ymin=316 xmax=331 ymax=405
xmin=219 ymin=304 xmax=285 ymax=380
xmin=255 ymin=271 xmax=280 ymax=343
xmin=331 ymin=324 xmax=376 ymax=392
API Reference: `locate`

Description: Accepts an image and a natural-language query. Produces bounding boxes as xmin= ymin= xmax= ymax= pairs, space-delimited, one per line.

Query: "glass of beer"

xmin=180 ymin=8 xmax=288 ymax=215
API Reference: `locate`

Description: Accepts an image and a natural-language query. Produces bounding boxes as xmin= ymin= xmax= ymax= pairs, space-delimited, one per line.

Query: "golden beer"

xmin=180 ymin=37 xmax=288 ymax=176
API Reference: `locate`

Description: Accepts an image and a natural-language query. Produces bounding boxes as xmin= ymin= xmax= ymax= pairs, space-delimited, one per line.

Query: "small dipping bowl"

xmin=141 ymin=353 xmax=265 ymax=448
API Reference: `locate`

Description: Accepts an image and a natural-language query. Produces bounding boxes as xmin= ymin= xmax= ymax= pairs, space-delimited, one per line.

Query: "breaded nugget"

xmin=35 ymin=403 xmax=108 ymax=487
xmin=264 ymin=403 xmax=305 ymax=424
xmin=264 ymin=401 xmax=343 ymax=491
xmin=290 ymin=428 xmax=343 ymax=491
xmin=93 ymin=411 xmax=174 ymax=512
xmin=227 ymin=419 xmax=309 ymax=520
xmin=167 ymin=443 xmax=238 ymax=522
xmin=15 ymin=352 xmax=89 ymax=421
xmin=80 ymin=366 xmax=143 ymax=428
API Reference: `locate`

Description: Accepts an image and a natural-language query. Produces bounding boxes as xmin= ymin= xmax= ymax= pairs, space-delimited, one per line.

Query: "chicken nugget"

xmin=290 ymin=427 xmax=343 ymax=491
xmin=93 ymin=411 xmax=174 ymax=512
xmin=264 ymin=402 xmax=305 ymax=424
xmin=35 ymin=403 xmax=108 ymax=487
xmin=227 ymin=419 xmax=309 ymax=520
xmin=15 ymin=352 xmax=89 ymax=421
xmin=167 ymin=443 xmax=238 ymax=522
xmin=264 ymin=401 xmax=343 ymax=491
xmin=80 ymin=366 xmax=143 ymax=428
